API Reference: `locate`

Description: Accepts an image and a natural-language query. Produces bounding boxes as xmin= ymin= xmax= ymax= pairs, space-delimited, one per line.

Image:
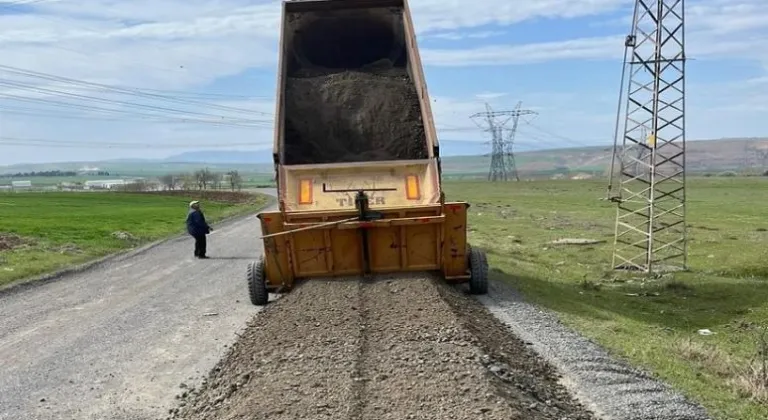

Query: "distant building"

xmin=571 ymin=173 xmax=593 ymax=180
xmin=83 ymin=178 xmax=147 ymax=190
xmin=58 ymin=182 xmax=80 ymax=191
xmin=11 ymin=180 xmax=32 ymax=190
xmin=78 ymin=166 xmax=102 ymax=175
xmin=84 ymin=179 xmax=126 ymax=190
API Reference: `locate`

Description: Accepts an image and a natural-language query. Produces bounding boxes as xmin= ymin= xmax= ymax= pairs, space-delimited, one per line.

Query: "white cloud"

xmin=687 ymin=0 xmax=768 ymax=33
xmin=422 ymin=36 xmax=622 ymax=66
xmin=421 ymin=3 xmax=768 ymax=67
xmin=0 ymin=0 xmax=632 ymax=87
xmin=14 ymin=0 xmax=269 ymax=22
xmin=427 ymin=30 xmax=506 ymax=40
xmin=409 ymin=0 xmax=625 ymax=33
xmin=2 ymin=0 xmax=762 ymax=88
xmin=475 ymin=92 xmax=508 ymax=100
xmin=0 ymin=0 xmax=766 ymax=165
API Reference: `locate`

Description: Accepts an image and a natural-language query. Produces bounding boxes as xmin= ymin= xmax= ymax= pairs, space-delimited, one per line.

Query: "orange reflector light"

xmin=405 ymin=175 xmax=420 ymax=200
xmin=299 ymin=179 xmax=313 ymax=204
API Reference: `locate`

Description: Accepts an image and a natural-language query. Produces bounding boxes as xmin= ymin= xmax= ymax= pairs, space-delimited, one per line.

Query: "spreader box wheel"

xmin=247 ymin=257 xmax=269 ymax=306
xmin=468 ymin=246 xmax=489 ymax=295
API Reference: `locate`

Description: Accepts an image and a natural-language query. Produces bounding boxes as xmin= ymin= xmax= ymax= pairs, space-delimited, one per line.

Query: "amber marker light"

xmin=299 ymin=179 xmax=313 ymax=204
xmin=405 ymin=175 xmax=420 ymax=200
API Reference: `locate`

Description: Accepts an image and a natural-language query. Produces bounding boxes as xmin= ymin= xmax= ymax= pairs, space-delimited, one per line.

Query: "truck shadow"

xmin=208 ymin=256 xmax=253 ymax=260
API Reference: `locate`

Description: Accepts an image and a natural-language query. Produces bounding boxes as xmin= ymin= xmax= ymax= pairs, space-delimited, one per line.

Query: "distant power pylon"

xmin=471 ymin=102 xmax=536 ymax=181
xmin=608 ymin=0 xmax=687 ymax=273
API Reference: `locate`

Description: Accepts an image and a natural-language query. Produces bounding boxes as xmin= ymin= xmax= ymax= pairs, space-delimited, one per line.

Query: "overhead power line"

xmin=0 ymin=64 xmax=272 ymax=116
xmin=0 ymin=65 xmax=277 ymax=129
xmin=438 ymin=119 xmax=600 ymax=151
xmin=525 ymin=123 xmax=596 ymax=149
xmin=0 ymin=136 xmax=271 ymax=149
xmin=0 ymin=79 xmax=261 ymax=124
xmin=0 ymin=104 xmax=270 ymax=127
xmin=0 ymin=93 xmax=269 ymax=128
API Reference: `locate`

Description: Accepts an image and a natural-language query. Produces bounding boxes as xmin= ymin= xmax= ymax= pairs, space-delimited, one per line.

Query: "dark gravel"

xmin=283 ymin=67 xmax=428 ymax=165
xmin=166 ymin=274 xmax=596 ymax=420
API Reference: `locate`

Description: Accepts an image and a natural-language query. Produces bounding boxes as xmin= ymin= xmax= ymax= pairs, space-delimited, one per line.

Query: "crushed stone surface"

xmin=166 ymin=273 xmax=596 ymax=420
xmin=283 ymin=67 xmax=428 ymax=165
xmin=477 ymin=279 xmax=713 ymax=420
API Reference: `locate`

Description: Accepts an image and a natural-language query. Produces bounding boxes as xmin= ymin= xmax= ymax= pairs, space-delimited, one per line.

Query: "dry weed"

xmin=731 ymin=328 xmax=768 ymax=403
xmin=677 ymin=339 xmax=733 ymax=378
xmin=681 ymin=328 xmax=768 ymax=403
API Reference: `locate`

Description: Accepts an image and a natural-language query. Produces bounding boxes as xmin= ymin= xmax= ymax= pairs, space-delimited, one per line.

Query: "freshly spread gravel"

xmin=283 ymin=68 xmax=428 ymax=165
xmin=166 ymin=274 xmax=596 ymax=420
xmin=476 ymin=280 xmax=713 ymax=420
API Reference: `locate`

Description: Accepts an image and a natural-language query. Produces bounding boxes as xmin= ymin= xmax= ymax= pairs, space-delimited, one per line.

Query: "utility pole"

xmin=471 ymin=102 xmax=536 ymax=182
xmin=609 ymin=0 xmax=687 ymax=273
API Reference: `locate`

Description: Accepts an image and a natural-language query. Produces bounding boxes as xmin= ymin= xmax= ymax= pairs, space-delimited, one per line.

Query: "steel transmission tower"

xmin=609 ymin=0 xmax=687 ymax=273
xmin=471 ymin=102 xmax=536 ymax=181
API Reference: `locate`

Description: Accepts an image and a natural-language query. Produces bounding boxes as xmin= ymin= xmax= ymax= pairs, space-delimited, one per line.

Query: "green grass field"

xmin=445 ymin=177 xmax=768 ymax=420
xmin=0 ymin=191 xmax=270 ymax=287
xmin=0 ymin=173 xmax=277 ymax=188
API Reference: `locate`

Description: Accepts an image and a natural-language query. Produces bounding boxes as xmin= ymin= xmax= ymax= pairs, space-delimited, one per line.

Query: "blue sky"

xmin=0 ymin=0 xmax=767 ymax=165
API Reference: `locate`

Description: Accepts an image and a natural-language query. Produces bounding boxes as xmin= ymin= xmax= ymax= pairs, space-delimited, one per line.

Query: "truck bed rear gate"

xmin=257 ymin=195 xmax=471 ymax=291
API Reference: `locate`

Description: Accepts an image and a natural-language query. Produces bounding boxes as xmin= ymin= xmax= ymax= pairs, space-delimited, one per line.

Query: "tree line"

xmin=151 ymin=169 xmax=244 ymax=191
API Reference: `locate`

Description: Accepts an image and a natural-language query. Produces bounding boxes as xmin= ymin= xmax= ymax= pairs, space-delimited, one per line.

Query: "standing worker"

xmin=186 ymin=200 xmax=212 ymax=259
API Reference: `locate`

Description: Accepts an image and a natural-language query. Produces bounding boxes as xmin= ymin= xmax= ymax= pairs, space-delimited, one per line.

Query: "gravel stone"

xmin=476 ymin=280 xmax=713 ymax=420
xmin=167 ymin=274 xmax=596 ymax=420
xmin=283 ymin=68 xmax=428 ymax=165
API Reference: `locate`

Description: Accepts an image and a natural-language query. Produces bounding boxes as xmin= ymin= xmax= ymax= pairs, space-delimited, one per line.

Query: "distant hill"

xmin=2 ymin=138 xmax=767 ymax=177
xmin=440 ymin=137 xmax=768 ymax=177
xmin=162 ymin=149 xmax=274 ymax=164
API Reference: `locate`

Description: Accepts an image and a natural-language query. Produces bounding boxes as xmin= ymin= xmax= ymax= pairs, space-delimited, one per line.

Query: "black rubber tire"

xmin=247 ymin=257 xmax=269 ymax=306
xmin=468 ymin=246 xmax=489 ymax=295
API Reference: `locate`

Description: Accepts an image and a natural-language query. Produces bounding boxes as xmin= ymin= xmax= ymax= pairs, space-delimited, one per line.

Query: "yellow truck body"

xmin=246 ymin=0 xmax=488 ymax=305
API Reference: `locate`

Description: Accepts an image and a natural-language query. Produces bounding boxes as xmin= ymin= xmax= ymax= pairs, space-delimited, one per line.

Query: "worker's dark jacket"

xmin=186 ymin=209 xmax=211 ymax=237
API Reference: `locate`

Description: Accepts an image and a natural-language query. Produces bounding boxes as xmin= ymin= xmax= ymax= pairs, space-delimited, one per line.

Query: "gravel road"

xmin=0 ymin=192 xmax=276 ymax=420
xmin=169 ymin=274 xmax=596 ymax=420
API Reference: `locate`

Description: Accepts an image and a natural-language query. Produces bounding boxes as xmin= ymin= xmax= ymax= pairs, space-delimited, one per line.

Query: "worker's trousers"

xmin=193 ymin=234 xmax=207 ymax=257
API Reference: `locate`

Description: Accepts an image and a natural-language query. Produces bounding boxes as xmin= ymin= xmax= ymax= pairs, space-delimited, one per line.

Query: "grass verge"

xmin=444 ymin=177 xmax=768 ymax=420
xmin=0 ymin=191 xmax=270 ymax=288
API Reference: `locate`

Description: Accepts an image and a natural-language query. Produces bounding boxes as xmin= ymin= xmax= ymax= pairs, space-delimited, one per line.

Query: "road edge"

xmin=0 ymin=197 xmax=277 ymax=297
xmin=476 ymin=279 xmax=713 ymax=420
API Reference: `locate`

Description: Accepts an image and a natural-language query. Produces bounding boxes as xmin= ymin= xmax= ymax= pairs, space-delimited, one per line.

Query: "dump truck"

xmin=246 ymin=0 xmax=489 ymax=306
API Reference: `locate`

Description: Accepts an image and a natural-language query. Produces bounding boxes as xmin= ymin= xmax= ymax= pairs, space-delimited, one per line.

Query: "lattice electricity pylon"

xmin=470 ymin=102 xmax=536 ymax=182
xmin=503 ymin=101 xmax=528 ymax=181
xmin=609 ymin=0 xmax=687 ymax=273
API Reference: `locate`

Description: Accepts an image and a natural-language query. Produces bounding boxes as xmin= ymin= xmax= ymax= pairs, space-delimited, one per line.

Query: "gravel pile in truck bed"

xmin=165 ymin=274 xmax=596 ymax=420
xmin=283 ymin=67 xmax=429 ymax=165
